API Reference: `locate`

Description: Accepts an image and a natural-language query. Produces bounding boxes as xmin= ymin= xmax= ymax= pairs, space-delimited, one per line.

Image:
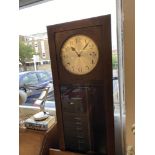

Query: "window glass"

xmin=22 ymin=73 xmax=38 ymax=85
xmin=19 ymin=2 xmax=125 ymax=155
xmin=19 ymin=0 xmax=119 ymax=112
xmin=38 ymin=72 xmax=50 ymax=82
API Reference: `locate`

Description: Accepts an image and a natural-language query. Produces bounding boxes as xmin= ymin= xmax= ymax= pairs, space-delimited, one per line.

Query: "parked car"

xmin=19 ymin=70 xmax=54 ymax=105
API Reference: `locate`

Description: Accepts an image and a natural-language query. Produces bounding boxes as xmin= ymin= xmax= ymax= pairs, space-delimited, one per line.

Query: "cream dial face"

xmin=61 ymin=35 xmax=99 ymax=75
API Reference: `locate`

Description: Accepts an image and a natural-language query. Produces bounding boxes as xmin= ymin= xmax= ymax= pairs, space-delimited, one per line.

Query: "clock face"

xmin=61 ymin=34 xmax=99 ymax=75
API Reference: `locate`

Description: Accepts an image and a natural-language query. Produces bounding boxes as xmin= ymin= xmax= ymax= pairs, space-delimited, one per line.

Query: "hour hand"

xmin=71 ymin=47 xmax=80 ymax=57
xmin=71 ymin=47 xmax=76 ymax=51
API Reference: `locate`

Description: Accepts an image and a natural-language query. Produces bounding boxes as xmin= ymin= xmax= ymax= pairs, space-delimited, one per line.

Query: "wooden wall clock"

xmin=47 ymin=15 xmax=115 ymax=155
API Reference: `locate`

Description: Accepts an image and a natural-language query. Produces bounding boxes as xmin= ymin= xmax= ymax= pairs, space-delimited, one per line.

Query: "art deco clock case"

xmin=47 ymin=15 xmax=115 ymax=155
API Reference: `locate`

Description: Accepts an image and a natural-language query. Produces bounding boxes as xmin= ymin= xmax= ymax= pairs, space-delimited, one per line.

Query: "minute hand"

xmin=82 ymin=42 xmax=89 ymax=50
xmin=79 ymin=42 xmax=89 ymax=55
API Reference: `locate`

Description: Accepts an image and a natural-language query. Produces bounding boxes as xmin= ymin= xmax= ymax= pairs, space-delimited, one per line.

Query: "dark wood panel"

xmin=49 ymin=149 xmax=86 ymax=155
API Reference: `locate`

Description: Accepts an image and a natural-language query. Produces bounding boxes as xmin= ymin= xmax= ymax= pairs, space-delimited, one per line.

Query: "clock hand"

xmin=71 ymin=47 xmax=80 ymax=57
xmin=83 ymin=42 xmax=89 ymax=50
xmin=79 ymin=42 xmax=89 ymax=55
xmin=71 ymin=47 xmax=76 ymax=52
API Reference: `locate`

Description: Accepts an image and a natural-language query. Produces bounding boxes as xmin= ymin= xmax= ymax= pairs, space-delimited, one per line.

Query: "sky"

xmin=19 ymin=0 xmax=117 ymax=49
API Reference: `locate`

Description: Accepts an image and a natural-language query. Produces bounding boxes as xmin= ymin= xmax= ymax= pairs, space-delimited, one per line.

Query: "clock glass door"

xmin=60 ymin=84 xmax=107 ymax=154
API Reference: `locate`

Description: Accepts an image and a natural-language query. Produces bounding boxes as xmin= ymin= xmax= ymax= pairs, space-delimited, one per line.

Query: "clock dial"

xmin=61 ymin=35 xmax=99 ymax=75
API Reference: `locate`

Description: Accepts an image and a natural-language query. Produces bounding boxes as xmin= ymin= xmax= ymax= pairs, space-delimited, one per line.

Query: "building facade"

xmin=19 ymin=33 xmax=51 ymax=72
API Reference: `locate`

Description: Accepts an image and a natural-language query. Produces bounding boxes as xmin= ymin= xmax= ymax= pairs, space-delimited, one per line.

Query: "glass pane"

xmin=61 ymin=85 xmax=107 ymax=153
xmin=22 ymin=73 xmax=38 ymax=85
xmin=38 ymin=72 xmax=50 ymax=82
xmin=19 ymin=0 xmax=118 ymax=108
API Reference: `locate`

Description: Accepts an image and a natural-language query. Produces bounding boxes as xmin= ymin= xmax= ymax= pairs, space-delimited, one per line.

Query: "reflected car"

xmin=19 ymin=70 xmax=54 ymax=105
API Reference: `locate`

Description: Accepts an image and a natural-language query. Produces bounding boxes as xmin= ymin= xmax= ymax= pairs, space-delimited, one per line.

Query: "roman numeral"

xmin=78 ymin=67 xmax=82 ymax=72
xmin=86 ymin=66 xmax=89 ymax=70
